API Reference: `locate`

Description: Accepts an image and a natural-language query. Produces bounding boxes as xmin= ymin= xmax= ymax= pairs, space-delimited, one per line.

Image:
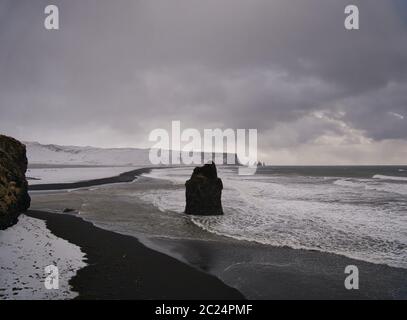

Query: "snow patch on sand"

xmin=0 ymin=215 xmax=86 ymax=300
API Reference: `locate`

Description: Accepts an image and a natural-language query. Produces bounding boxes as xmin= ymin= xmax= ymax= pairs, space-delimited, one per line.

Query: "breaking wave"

xmin=334 ymin=177 xmax=407 ymax=195
xmin=140 ymin=168 xmax=407 ymax=269
xmin=373 ymin=174 xmax=407 ymax=181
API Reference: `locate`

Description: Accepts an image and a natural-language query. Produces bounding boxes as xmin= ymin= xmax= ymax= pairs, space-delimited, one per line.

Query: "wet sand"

xmin=24 ymin=210 xmax=244 ymax=300
xmin=24 ymin=168 xmax=407 ymax=300
xmin=148 ymin=236 xmax=407 ymax=300
xmin=29 ymin=167 xmax=153 ymax=191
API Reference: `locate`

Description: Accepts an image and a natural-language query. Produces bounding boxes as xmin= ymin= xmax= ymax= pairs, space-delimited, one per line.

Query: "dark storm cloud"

xmin=0 ymin=0 xmax=406 ymax=162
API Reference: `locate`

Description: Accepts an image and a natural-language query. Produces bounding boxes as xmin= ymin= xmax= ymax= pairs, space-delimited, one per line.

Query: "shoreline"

xmin=29 ymin=167 xmax=153 ymax=191
xmin=15 ymin=208 xmax=407 ymax=300
xmin=24 ymin=210 xmax=244 ymax=300
xmin=21 ymin=166 xmax=407 ymax=299
xmin=147 ymin=235 xmax=407 ymax=300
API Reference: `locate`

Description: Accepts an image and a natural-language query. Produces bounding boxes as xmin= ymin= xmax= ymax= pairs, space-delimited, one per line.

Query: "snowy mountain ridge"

xmin=25 ymin=141 xmax=238 ymax=167
xmin=25 ymin=141 xmax=151 ymax=166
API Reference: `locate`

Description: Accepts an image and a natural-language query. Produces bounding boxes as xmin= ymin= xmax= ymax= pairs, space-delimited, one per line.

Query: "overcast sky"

xmin=1 ymin=0 xmax=407 ymax=164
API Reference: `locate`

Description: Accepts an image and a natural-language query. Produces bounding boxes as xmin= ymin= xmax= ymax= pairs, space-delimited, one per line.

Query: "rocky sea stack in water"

xmin=0 ymin=135 xmax=31 ymax=229
xmin=185 ymin=162 xmax=223 ymax=215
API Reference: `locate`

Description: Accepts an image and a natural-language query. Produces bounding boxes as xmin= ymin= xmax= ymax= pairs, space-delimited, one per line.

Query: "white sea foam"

xmin=334 ymin=178 xmax=407 ymax=195
xmin=373 ymin=174 xmax=407 ymax=181
xmin=140 ymin=168 xmax=407 ymax=269
xmin=142 ymin=167 xmax=194 ymax=184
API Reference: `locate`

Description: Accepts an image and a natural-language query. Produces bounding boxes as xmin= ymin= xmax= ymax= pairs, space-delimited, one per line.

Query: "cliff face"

xmin=0 ymin=135 xmax=31 ymax=229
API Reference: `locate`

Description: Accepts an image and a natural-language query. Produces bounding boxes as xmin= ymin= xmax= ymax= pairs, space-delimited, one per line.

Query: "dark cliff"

xmin=0 ymin=135 xmax=31 ymax=229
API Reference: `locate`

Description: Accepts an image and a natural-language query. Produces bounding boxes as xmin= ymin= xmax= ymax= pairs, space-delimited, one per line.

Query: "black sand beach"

xmin=25 ymin=167 xmax=407 ymax=300
xmin=29 ymin=167 xmax=153 ymax=191
xmin=25 ymin=210 xmax=244 ymax=300
xmin=150 ymin=236 xmax=407 ymax=300
xmin=22 ymin=208 xmax=407 ymax=300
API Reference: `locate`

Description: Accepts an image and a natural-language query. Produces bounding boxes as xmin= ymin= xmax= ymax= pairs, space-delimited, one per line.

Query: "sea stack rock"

xmin=0 ymin=135 xmax=31 ymax=229
xmin=185 ymin=162 xmax=223 ymax=215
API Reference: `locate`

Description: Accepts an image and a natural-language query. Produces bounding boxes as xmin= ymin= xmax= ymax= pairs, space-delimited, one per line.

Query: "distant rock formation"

xmin=0 ymin=135 xmax=31 ymax=229
xmin=185 ymin=162 xmax=223 ymax=215
xmin=256 ymin=161 xmax=266 ymax=167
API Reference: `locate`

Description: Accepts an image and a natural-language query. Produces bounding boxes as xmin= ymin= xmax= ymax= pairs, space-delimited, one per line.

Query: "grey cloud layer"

xmin=0 ymin=0 xmax=406 ymax=162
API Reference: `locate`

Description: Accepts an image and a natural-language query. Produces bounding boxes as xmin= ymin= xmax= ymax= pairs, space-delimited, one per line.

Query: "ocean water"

xmin=138 ymin=166 xmax=407 ymax=269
